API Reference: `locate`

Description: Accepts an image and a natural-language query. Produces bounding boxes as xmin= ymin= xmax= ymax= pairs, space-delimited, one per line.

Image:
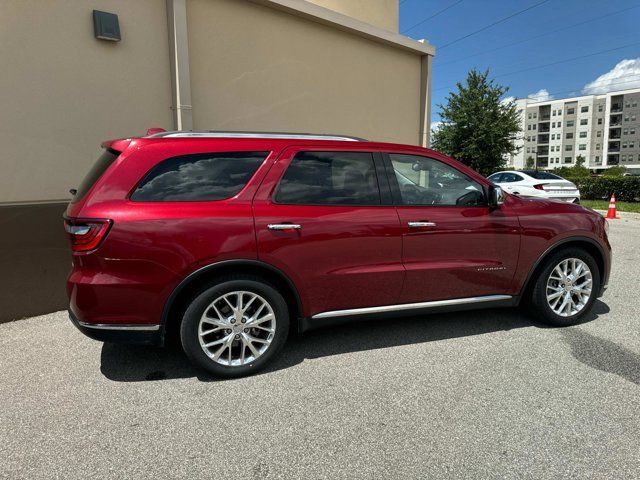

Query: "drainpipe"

xmin=418 ymin=53 xmax=433 ymax=148
xmin=166 ymin=0 xmax=193 ymax=131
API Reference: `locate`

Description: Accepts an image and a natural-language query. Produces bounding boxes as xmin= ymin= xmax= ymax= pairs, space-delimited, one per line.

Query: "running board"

xmin=311 ymin=295 xmax=514 ymax=319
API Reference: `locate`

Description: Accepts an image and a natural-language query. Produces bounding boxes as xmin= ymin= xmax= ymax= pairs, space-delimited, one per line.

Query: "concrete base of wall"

xmin=0 ymin=203 xmax=70 ymax=323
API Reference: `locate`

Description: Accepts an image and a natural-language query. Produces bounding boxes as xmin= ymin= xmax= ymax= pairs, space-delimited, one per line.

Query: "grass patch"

xmin=580 ymin=199 xmax=640 ymax=213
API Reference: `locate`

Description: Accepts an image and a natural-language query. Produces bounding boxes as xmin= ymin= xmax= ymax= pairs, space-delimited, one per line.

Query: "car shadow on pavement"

xmin=100 ymin=300 xmax=609 ymax=382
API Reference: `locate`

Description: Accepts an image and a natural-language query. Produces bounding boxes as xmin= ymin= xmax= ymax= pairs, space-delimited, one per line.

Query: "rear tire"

xmin=180 ymin=276 xmax=289 ymax=378
xmin=530 ymin=248 xmax=600 ymax=327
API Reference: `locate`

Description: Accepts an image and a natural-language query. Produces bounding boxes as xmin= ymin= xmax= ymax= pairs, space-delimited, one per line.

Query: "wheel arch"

xmin=520 ymin=236 xmax=607 ymax=299
xmin=160 ymin=260 xmax=303 ymax=345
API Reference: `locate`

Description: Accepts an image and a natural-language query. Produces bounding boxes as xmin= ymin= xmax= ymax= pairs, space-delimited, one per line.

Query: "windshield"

xmin=71 ymin=149 xmax=119 ymax=203
xmin=522 ymin=170 xmax=562 ymax=180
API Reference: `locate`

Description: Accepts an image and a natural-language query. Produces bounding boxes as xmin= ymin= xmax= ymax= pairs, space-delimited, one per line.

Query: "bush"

xmin=562 ymin=176 xmax=640 ymax=202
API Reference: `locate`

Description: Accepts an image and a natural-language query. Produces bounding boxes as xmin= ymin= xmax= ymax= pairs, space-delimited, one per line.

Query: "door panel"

xmin=253 ymin=147 xmax=404 ymax=318
xmin=385 ymin=153 xmax=521 ymax=303
xmin=396 ymin=206 xmax=520 ymax=302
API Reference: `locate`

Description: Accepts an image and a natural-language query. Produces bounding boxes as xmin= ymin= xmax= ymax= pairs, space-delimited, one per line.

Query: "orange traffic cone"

xmin=606 ymin=193 xmax=619 ymax=219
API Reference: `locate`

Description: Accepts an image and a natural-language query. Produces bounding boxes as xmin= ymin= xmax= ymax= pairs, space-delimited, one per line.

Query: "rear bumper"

xmin=68 ymin=310 xmax=162 ymax=345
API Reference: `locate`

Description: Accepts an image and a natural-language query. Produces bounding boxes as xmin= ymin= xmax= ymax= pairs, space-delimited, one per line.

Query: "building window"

xmin=528 ymin=113 xmax=532 ymax=119
xmin=596 ymin=144 xmax=601 ymax=150
xmin=567 ymin=108 xmax=575 ymax=115
xmin=566 ymin=132 xmax=574 ymax=139
xmin=551 ymin=122 xmax=556 ymax=128
xmin=631 ymin=128 xmax=636 ymax=135
xmin=564 ymin=157 xmax=572 ymax=163
xmin=598 ymin=105 xmax=603 ymax=112
xmin=579 ymin=144 xmax=586 ymax=151
xmin=624 ymin=129 xmax=629 ymax=135
xmin=625 ymin=116 xmax=629 ymax=121
xmin=622 ymin=142 xmax=627 ymax=148
xmin=567 ymin=120 xmax=574 ymax=127
xmin=633 ymin=115 xmax=637 ymax=121
xmin=558 ymin=121 xmax=562 ymax=127
xmin=580 ymin=119 xmax=588 ymax=125
xmin=526 ymin=147 xmax=531 ymax=153
xmin=579 ymin=131 xmax=587 ymax=138
xmin=631 ymin=142 xmax=636 ymax=148
xmin=633 ymin=101 xmax=638 ymax=107
xmin=596 ymin=156 xmax=600 ymax=161
xmin=581 ymin=106 xmax=589 ymax=113
xmin=533 ymin=124 xmax=537 ymax=130
xmin=533 ymin=113 xmax=537 ymax=118
xmin=565 ymin=145 xmax=573 ymax=151
xmin=597 ymin=131 xmax=602 ymax=137
xmin=622 ymin=155 xmax=627 ymax=161
xmin=597 ymin=118 xmax=603 ymax=125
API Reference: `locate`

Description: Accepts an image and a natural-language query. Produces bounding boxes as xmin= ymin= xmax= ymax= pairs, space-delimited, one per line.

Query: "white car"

xmin=487 ymin=170 xmax=580 ymax=203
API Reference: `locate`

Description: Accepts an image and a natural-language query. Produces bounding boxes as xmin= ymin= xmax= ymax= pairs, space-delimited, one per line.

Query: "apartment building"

xmin=0 ymin=0 xmax=434 ymax=322
xmin=507 ymin=87 xmax=640 ymax=174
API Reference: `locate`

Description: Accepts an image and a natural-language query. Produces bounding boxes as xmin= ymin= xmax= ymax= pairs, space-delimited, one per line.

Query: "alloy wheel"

xmin=545 ymin=258 xmax=593 ymax=317
xmin=198 ymin=291 xmax=276 ymax=366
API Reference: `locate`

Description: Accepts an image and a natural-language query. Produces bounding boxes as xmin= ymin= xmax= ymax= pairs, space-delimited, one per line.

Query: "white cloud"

xmin=583 ymin=58 xmax=640 ymax=94
xmin=527 ymin=89 xmax=553 ymax=102
xmin=501 ymin=96 xmax=515 ymax=105
xmin=430 ymin=121 xmax=443 ymax=133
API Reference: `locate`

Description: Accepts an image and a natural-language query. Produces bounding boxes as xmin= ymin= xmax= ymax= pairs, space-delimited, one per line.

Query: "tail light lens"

xmin=533 ymin=183 xmax=547 ymax=190
xmin=64 ymin=218 xmax=112 ymax=253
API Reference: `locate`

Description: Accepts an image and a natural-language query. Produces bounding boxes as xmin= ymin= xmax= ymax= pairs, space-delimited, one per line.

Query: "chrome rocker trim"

xmin=311 ymin=295 xmax=513 ymax=319
xmin=77 ymin=321 xmax=160 ymax=331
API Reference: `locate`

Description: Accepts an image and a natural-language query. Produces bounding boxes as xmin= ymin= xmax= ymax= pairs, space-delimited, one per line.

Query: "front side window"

xmin=389 ymin=154 xmax=485 ymax=207
xmin=275 ymin=151 xmax=380 ymax=205
xmin=131 ymin=151 xmax=268 ymax=201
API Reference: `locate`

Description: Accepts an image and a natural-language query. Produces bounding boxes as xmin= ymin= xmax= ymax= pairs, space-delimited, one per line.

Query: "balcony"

xmin=608 ymin=154 xmax=619 ymax=165
xmin=538 ymin=124 xmax=550 ymax=133
xmin=608 ymin=141 xmax=620 ymax=153
xmin=537 ymin=158 xmax=549 ymax=167
xmin=611 ymin=104 xmax=623 ymax=113
xmin=537 ymin=134 xmax=549 ymax=144
xmin=539 ymin=115 xmax=550 ymax=121
xmin=609 ymin=130 xmax=621 ymax=140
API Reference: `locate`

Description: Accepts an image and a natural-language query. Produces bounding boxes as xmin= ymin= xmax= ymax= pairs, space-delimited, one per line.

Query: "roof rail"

xmin=145 ymin=130 xmax=367 ymax=142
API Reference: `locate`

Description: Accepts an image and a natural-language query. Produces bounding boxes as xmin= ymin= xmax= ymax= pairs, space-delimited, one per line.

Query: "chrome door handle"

xmin=267 ymin=223 xmax=301 ymax=231
xmin=408 ymin=221 xmax=437 ymax=228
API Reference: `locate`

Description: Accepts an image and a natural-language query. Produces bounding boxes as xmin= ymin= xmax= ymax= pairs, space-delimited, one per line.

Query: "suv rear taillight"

xmin=64 ymin=218 xmax=112 ymax=253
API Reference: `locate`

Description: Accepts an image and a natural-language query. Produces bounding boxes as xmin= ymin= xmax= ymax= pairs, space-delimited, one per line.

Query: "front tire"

xmin=180 ymin=276 xmax=289 ymax=378
xmin=530 ymin=248 xmax=600 ymax=327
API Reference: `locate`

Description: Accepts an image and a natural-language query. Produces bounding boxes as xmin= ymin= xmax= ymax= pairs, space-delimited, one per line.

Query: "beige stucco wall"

xmin=0 ymin=0 xmax=172 ymax=204
xmin=187 ymin=0 xmax=420 ymax=145
xmin=306 ymin=0 xmax=398 ymax=31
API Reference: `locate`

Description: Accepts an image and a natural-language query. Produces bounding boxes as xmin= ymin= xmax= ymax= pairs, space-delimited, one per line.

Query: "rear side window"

xmin=72 ymin=149 xmax=119 ymax=203
xmin=523 ymin=170 xmax=562 ymax=180
xmin=275 ymin=151 xmax=381 ymax=205
xmin=131 ymin=151 xmax=268 ymax=202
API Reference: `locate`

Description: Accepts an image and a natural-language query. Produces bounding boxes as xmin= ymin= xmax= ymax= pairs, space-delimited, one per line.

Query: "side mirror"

xmin=489 ymin=186 xmax=505 ymax=207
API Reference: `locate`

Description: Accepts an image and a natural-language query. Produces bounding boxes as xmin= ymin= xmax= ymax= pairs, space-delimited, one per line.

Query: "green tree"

xmin=603 ymin=165 xmax=627 ymax=177
xmin=431 ymin=69 xmax=521 ymax=175
xmin=525 ymin=156 xmax=535 ymax=169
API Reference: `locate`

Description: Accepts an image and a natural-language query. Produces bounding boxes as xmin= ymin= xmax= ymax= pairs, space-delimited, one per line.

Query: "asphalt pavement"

xmin=1 ymin=215 xmax=639 ymax=479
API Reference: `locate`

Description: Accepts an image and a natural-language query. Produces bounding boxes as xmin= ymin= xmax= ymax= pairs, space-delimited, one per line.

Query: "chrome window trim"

xmin=311 ymin=295 xmax=513 ymax=319
xmin=78 ymin=321 xmax=160 ymax=331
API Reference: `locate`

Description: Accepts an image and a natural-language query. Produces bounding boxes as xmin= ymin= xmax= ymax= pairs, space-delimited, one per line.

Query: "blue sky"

xmin=399 ymin=0 xmax=640 ymax=125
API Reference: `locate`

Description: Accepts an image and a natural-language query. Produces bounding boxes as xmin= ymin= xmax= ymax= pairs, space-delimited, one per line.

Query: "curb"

xmin=593 ymin=209 xmax=640 ymax=220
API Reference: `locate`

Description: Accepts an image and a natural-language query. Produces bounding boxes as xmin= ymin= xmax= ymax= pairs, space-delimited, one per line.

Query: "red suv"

xmin=65 ymin=131 xmax=611 ymax=377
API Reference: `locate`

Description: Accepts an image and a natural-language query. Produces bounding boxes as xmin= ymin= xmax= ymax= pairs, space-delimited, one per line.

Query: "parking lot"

xmin=1 ymin=215 xmax=639 ymax=479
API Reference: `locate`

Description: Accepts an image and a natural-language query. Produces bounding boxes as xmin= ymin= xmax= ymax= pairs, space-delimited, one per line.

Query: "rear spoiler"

xmin=100 ymin=138 xmax=133 ymax=152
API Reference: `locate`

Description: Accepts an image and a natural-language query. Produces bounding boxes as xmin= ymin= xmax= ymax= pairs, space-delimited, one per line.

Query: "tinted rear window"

xmin=131 ymin=151 xmax=268 ymax=202
xmin=72 ymin=149 xmax=119 ymax=203
xmin=522 ymin=170 xmax=562 ymax=180
xmin=274 ymin=151 xmax=381 ymax=205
